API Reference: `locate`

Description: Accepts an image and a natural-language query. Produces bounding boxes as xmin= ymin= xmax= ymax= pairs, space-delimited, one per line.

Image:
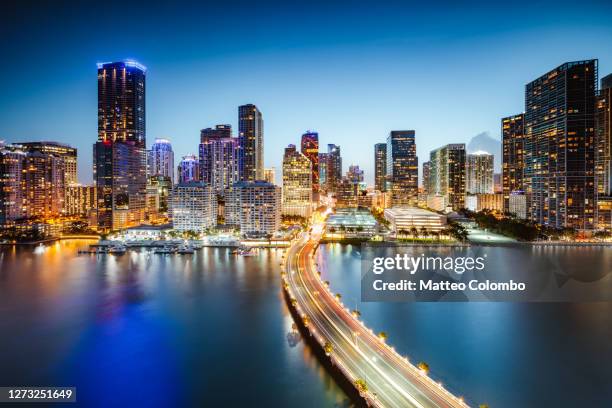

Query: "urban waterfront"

xmin=1 ymin=241 xmax=611 ymax=407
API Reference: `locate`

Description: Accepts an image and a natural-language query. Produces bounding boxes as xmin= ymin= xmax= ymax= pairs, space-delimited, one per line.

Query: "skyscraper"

xmin=178 ymin=154 xmax=200 ymax=184
xmin=282 ymin=144 xmax=312 ymax=217
xmin=386 ymin=130 xmax=418 ymax=206
xmin=199 ymin=127 xmax=240 ymax=194
xmin=422 ymin=161 xmax=431 ymax=196
xmin=374 ymin=143 xmax=387 ymax=192
xmin=263 ymin=168 xmax=276 ymax=184
xmin=524 ymin=60 xmax=597 ymax=230
xmin=596 ymin=73 xmax=612 ymax=230
xmin=502 ymin=113 xmax=525 ymax=213
xmin=466 ymin=152 xmax=494 ymax=194
xmin=325 ymin=144 xmax=342 ymax=193
xmin=430 ymin=144 xmax=466 ymax=211
xmin=22 ymin=151 xmax=66 ymax=219
xmin=94 ymin=60 xmax=147 ymax=232
xmin=347 ymin=165 xmax=364 ymax=184
xmin=200 ymin=125 xmax=232 ymax=142
xmin=19 ymin=142 xmax=78 ymax=186
xmin=300 ymin=131 xmax=319 ymax=196
xmin=318 ymin=153 xmax=328 ymax=191
xmin=238 ymin=104 xmax=263 ymax=181
xmin=0 ymin=143 xmax=26 ymax=225
xmin=148 ymin=138 xmax=175 ymax=182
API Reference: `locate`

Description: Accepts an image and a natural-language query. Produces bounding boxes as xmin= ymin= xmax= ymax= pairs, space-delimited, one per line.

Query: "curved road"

xmin=283 ymin=223 xmax=469 ymax=408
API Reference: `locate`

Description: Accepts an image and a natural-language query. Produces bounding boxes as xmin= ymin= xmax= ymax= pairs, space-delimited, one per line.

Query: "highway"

xmin=282 ymin=221 xmax=469 ymax=408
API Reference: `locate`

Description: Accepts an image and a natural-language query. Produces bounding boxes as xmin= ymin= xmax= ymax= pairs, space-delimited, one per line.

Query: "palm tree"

xmin=335 ymin=293 xmax=342 ymax=302
xmin=410 ymin=227 xmax=418 ymax=239
xmin=377 ymin=331 xmax=388 ymax=342
xmin=324 ymin=341 xmax=334 ymax=356
xmin=417 ymin=361 xmax=430 ymax=374
xmin=351 ymin=309 xmax=361 ymax=318
xmin=420 ymin=226 xmax=428 ymax=239
xmin=354 ymin=378 xmax=368 ymax=394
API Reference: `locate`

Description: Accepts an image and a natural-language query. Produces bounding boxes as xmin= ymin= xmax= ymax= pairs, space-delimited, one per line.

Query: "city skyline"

xmin=2 ymin=1 xmax=612 ymax=185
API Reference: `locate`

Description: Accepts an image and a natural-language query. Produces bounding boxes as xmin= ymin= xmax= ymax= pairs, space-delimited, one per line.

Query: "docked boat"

xmin=154 ymin=246 xmax=176 ymax=254
xmin=109 ymin=244 xmax=127 ymax=255
xmin=177 ymin=244 xmax=194 ymax=254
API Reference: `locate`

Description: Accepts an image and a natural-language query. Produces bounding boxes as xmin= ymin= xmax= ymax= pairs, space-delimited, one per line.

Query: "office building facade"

xmin=374 ymin=143 xmax=387 ymax=192
xmin=466 ymin=151 xmax=494 ymax=194
xmin=282 ymin=145 xmax=312 ymax=217
xmin=502 ymin=113 xmax=525 ymax=213
xmin=524 ymin=60 xmax=597 ymax=230
xmin=238 ymin=104 xmax=263 ymax=181
xmin=386 ymin=130 xmax=418 ymax=206
xmin=429 ymin=144 xmax=466 ymax=211
xmin=94 ymin=60 xmax=147 ymax=232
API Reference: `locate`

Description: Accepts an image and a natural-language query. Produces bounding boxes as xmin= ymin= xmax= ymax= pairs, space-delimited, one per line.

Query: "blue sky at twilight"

xmin=1 ymin=0 xmax=612 ymax=184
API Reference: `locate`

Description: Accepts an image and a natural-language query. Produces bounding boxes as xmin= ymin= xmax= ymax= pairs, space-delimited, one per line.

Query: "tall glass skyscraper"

xmin=386 ymin=131 xmax=418 ymax=206
xmin=94 ymin=60 xmax=147 ymax=232
xmin=148 ymin=138 xmax=174 ymax=182
xmin=466 ymin=151 xmax=494 ymax=194
xmin=374 ymin=143 xmax=387 ymax=192
xmin=596 ymin=73 xmax=612 ymax=230
xmin=199 ymin=125 xmax=240 ymax=194
xmin=238 ymin=104 xmax=263 ymax=181
xmin=325 ymin=144 xmax=342 ymax=193
xmin=429 ymin=144 xmax=466 ymax=211
xmin=300 ymin=131 xmax=319 ymax=195
xmin=524 ymin=60 xmax=597 ymax=230
xmin=502 ymin=113 xmax=525 ymax=213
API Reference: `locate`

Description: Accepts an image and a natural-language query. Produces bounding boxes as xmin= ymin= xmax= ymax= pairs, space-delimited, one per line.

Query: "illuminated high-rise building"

xmin=148 ymin=138 xmax=174 ymax=182
xmin=171 ymin=182 xmax=217 ymax=233
xmin=238 ymin=104 xmax=263 ymax=181
xmin=347 ymin=165 xmax=364 ymax=184
xmin=225 ymin=181 xmax=281 ymax=236
xmin=325 ymin=144 xmax=342 ymax=193
xmin=300 ymin=131 xmax=319 ymax=195
xmin=94 ymin=60 xmax=147 ymax=232
xmin=65 ymin=185 xmax=97 ymax=217
xmin=199 ymin=126 xmax=240 ymax=194
xmin=282 ymin=145 xmax=312 ymax=217
xmin=502 ymin=113 xmax=525 ymax=213
xmin=178 ymin=154 xmax=200 ymax=184
xmin=596 ymin=73 xmax=612 ymax=230
xmin=263 ymin=168 xmax=276 ymax=184
xmin=200 ymin=124 xmax=232 ymax=142
xmin=524 ymin=60 xmax=597 ymax=230
xmin=386 ymin=130 xmax=418 ymax=206
xmin=466 ymin=151 xmax=494 ymax=194
xmin=318 ymin=153 xmax=328 ymax=191
xmin=19 ymin=142 xmax=78 ymax=186
xmin=0 ymin=143 xmax=26 ymax=225
xmin=374 ymin=143 xmax=387 ymax=192
xmin=430 ymin=144 xmax=466 ymax=211
xmin=422 ymin=161 xmax=431 ymax=196
xmin=22 ymin=151 xmax=65 ymax=219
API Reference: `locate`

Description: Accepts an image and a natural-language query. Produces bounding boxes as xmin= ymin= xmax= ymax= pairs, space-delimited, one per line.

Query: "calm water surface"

xmin=0 ymin=241 xmax=349 ymax=407
xmin=1 ymin=241 xmax=611 ymax=408
xmin=319 ymin=243 xmax=612 ymax=408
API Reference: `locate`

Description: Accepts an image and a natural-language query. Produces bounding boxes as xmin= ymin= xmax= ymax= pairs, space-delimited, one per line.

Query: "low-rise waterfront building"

xmin=325 ymin=209 xmax=378 ymax=239
xmin=384 ymin=207 xmax=447 ymax=232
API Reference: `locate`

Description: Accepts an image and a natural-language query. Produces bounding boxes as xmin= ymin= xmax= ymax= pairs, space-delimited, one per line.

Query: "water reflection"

xmin=0 ymin=240 xmax=346 ymax=407
xmin=319 ymin=244 xmax=612 ymax=408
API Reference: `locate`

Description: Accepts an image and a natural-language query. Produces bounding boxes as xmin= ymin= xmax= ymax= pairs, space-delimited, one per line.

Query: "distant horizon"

xmin=2 ymin=0 xmax=612 ymax=185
